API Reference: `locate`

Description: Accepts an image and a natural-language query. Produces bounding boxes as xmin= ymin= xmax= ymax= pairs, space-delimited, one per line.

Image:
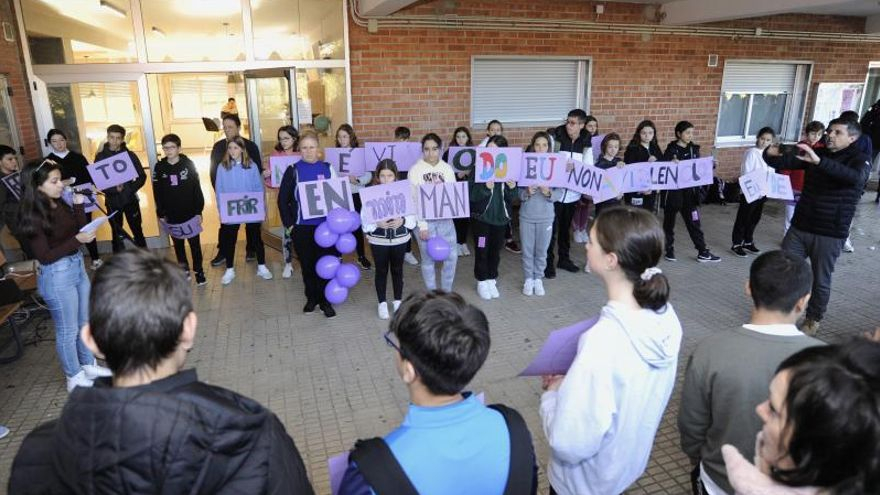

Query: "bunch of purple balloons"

xmin=314 ymin=208 xmax=362 ymax=305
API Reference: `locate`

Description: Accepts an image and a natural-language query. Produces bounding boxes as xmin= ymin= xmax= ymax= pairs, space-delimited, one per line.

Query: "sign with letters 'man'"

xmin=218 ymin=192 xmax=266 ymax=224
xmin=296 ymin=176 xmax=354 ymax=220
xmin=88 ymin=151 xmax=138 ymax=190
xmin=360 ymin=180 xmax=414 ymax=223
xmin=418 ymin=182 xmax=470 ymax=220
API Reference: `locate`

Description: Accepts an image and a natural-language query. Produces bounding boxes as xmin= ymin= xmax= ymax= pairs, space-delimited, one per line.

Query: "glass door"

xmin=244 ymin=68 xmax=297 ymax=251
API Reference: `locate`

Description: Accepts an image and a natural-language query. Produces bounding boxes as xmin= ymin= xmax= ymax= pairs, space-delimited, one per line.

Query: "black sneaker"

xmin=357 ymin=256 xmax=372 ymax=270
xmin=558 ymin=259 xmax=579 ymax=273
xmin=544 ymin=268 xmax=557 ymax=279
xmin=303 ymin=301 xmax=317 ymax=314
xmin=664 ymin=250 xmax=677 ymax=262
xmin=245 ymin=252 xmax=257 ymax=262
xmin=697 ymin=250 xmax=721 ymax=263
xmin=742 ymin=243 xmax=760 ymax=254
xmin=731 ymin=245 xmax=748 ymax=258
xmin=195 ymin=272 xmax=207 ymax=286
xmin=210 ymin=254 xmax=226 ymax=267
xmin=320 ymin=303 xmax=336 ymax=319
xmin=505 ymin=240 xmax=522 ymax=254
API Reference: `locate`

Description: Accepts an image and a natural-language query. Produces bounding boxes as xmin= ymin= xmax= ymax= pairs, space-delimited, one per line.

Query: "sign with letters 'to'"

xmin=88 ymin=151 xmax=138 ymax=190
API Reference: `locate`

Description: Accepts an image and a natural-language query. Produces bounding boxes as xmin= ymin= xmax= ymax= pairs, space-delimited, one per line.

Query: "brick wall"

xmin=348 ymin=0 xmax=880 ymax=179
xmin=0 ymin=0 xmax=39 ymax=160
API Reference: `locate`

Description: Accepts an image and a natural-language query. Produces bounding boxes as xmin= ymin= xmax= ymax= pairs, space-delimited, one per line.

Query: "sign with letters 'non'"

xmin=88 ymin=151 xmax=138 ymax=190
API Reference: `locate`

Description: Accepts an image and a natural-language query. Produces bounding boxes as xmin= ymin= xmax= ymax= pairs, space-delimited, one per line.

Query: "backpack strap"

xmin=350 ymin=438 xmax=419 ymax=495
xmin=489 ymin=404 xmax=537 ymax=495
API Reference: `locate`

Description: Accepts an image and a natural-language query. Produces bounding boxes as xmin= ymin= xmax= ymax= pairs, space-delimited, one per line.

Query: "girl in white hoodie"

xmin=731 ymin=127 xmax=776 ymax=257
xmin=540 ymin=206 xmax=683 ymax=495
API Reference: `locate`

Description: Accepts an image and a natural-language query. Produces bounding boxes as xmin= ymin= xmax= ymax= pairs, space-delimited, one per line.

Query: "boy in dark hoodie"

xmin=153 ymin=134 xmax=206 ymax=285
xmin=94 ymin=124 xmax=148 ymax=251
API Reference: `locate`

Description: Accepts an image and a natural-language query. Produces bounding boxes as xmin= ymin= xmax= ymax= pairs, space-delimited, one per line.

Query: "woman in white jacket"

xmin=540 ymin=206 xmax=683 ymax=495
xmin=731 ymin=127 xmax=776 ymax=257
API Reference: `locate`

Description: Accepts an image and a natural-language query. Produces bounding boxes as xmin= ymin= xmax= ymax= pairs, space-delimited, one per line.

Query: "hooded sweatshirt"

xmin=408 ymin=158 xmax=457 ymax=231
xmin=94 ymin=143 xmax=147 ymax=210
xmin=540 ymin=301 xmax=683 ymax=495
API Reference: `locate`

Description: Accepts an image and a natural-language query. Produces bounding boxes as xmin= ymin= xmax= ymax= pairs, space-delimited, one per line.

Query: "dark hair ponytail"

xmin=594 ymin=206 xmax=670 ymax=310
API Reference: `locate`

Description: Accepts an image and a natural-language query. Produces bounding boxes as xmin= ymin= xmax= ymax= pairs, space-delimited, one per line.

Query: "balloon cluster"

xmin=314 ymin=208 xmax=362 ymax=305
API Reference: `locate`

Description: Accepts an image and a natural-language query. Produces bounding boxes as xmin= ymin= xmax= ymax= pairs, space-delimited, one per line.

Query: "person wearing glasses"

xmin=18 ymin=159 xmax=112 ymax=392
xmin=339 ymin=291 xmax=538 ymax=495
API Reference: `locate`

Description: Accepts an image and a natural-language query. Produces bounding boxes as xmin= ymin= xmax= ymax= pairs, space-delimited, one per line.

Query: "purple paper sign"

xmin=676 ymin=157 xmax=714 ymax=188
xmin=1 ymin=172 xmax=21 ymax=200
xmin=518 ymin=153 xmax=569 ymax=187
xmin=417 ymin=182 xmax=470 ymax=220
xmin=88 ymin=151 xmax=138 ymax=190
xmin=591 ymin=134 xmax=605 ymax=162
xmin=473 ymin=147 xmax=523 ymax=183
xmin=738 ymin=170 xmax=768 ymax=204
xmin=269 ymin=154 xmax=301 ymax=188
xmin=365 ymin=142 xmax=422 ymax=172
xmin=519 ymin=316 xmax=599 ymax=376
xmin=619 ymin=162 xmax=654 ymax=193
xmin=325 ymin=148 xmax=366 ymax=177
xmin=73 ymin=183 xmax=99 ymax=213
xmin=296 ymin=176 xmax=354 ymax=220
xmin=447 ymin=146 xmax=477 ymax=172
xmin=218 ymin=192 xmax=266 ymax=224
xmin=160 ymin=216 xmax=203 ymax=239
xmin=360 ymin=179 xmax=414 ymax=223
xmin=767 ymin=173 xmax=794 ymax=200
xmin=649 ymin=161 xmax=682 ymax=191
xmin=592 ymin=166 xmax=624 ymax=204
xmin=563 ymin=160 xmax=611 ymax=198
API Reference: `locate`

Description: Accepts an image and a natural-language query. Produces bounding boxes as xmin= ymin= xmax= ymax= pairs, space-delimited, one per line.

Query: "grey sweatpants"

xmin=520 ymin=220 xmax=554 ymax=280
xmin=782 ymin=226 xmax=845 ymax=321
xmin=415 ymin=219 xmax=458 ymax=292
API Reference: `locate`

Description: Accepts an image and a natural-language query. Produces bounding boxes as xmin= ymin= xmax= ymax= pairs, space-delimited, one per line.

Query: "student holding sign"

xmin=731 ymin=127 xmax=776 ymax=257
xmin=623 ymin=120 xmax=663 ymax=212
xmin=336 ymin=124 xmax=372 ymax=270
xmin=540 ymin=207 xmax=682 ymax=495
xmin=519 ymin=132 xmax=561 ymax=297
xmin=152 ymin=134 xmax=206 ymax=286
xmin=271 ymin=125 xmax=300 ymax=279
xmin=215 ymin=136 xmax=273 ymax=285
xmin=18 ymin=160 xmax=112 ymax=392
xmin=443 ymin=127 xmax=475 ymax=257
xmin=93 ymin=124 xmax=148 ymax=252
xmin=469 ymin=135 xmax=518 ymax=300
xmin=594 ymin=133 xmax=625 ymax=216
xmin=45 ymin=129 xmax=102 ymax=269
xmin=0 ymin=145 xmax=31 ymax=258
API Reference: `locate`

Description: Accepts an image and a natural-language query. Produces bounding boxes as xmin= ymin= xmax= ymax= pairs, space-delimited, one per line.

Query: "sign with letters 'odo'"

xmin=218 ymin=192 xmax=266 ymax=224
xmin=88 ymin=151 xmax=138 ymax=190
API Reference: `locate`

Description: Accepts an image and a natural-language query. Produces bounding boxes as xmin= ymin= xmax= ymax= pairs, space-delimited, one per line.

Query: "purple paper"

xmin=325 ymin=148 xmax=366 ymax=177
xmin=591 ymin=134 xmax=605 ymax=162
xmin=1 ymin=172 xmax=21 ymax=200
xmin=619 ymin=162 xmax=654 ymax=193
xmin=649 ymin=161 xmax=682 ymax=191
xmin=473 ymin=147 xmax=523 ymax=183
xmin=328 ymin=452 xmax=349 ymax=495
xmin=417 ymin=182 xmax=470 ymax=220
xmin=767 ymin=173 xmax=794 ymax=201
xmin=88 ymin=151 xmax=138 ymax=190
xmin=365 ymin=142 xmax=422 ymax=172
xmin=269 ymin=154 xmax=301 ymax=188
xmin=738 ymin=169 xmax=768 ymax=204
xmin=676 ymin=157 xmax=714 ymax=188
xmin=296 ymin=177 xmax=355 ymax=220
xmin=217 ymin=192 xmax=266 ymax=224
xmin=160 ymin=216 xmax=203 ymax=239
xmin=447 ymin=146 xmax=477 ymax=172
xmin=592 ymin=166 xmax=624 ymax=204
xmin=518 ymin=153 xmax=569 ymax=187
xmin=73 ymin=184 xmax=99 ymax=213
xmin=519 ymin=316 xmax=599 ymax=376
xmin=360 ymin=179 xmax=414 ymax=223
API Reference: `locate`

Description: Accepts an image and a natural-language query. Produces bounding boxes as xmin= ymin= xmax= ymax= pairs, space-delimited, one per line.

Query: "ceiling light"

xmin=99 ymin=0 xmax=127 ymax=18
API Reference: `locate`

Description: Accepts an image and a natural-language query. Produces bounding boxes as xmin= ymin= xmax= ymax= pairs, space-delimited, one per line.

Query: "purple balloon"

xmin=335 ymin=262 xmax=361 ymax=288
xmin=314 ymin=221 xmax=339 ymax=248
xmin=316 ymin=255 xmax=340 ymax=280
xmin=335 ymin=232 xmax=357 ymax=254
xmin=324 ymin=278 xmax=349 ymax=305
xmin=327 ymin=207 xmax=353 ymax=235
xmin=426 ymin=236 xmax=451 ymax=262
xmin=347 ymin=209 xmax=362 ymax=232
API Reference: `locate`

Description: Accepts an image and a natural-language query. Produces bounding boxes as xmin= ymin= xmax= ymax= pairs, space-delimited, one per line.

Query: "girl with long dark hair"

xmin=623 ymin=120 xmax=663 ymax=212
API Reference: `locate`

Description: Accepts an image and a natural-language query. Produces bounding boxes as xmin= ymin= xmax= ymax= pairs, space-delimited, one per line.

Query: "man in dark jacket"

xmin=94 ymin=124 xmax=148 ymax=251
xmin=764 ymin=118 xmax=871 ymax=335
xmin=8 ymin=250 xmax=314 ymax=495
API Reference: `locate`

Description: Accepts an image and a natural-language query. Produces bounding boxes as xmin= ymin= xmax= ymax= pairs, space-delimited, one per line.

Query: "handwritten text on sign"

xmin=218 ymin=192 xmax=266 ymax=224
xmin=325 ymin=148 xmax=366 ymax=177
xmin=418 ymin=182 xmax=470 ymax=220
xmin=517 ymin=153 xmax=569 ymax=188
xmin=473 ymin=147 xmax=523 ymax=183
xmin=365 ymin=142 xmax=422 ymax=172
xmin=296 ymin=176 xmax=354 ymax=220
xmin=360 ymin=180 xmax=414 ymax=224
xmin=88 ymin=151 xmax=138 ymax=190
xmin=738 ymin=170 xmax=794 ymax=203
xmin=160 ymin=216 xmax=203 ymax=239
xmin=268 ymin=154 xmax=301 ymax=188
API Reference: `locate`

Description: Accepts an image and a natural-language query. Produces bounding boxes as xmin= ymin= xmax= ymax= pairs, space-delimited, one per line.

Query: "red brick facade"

xmin=0 ymin=0 xmax=39 ymax=160
xmin=348 ymin=0 xmax=880 ymax=178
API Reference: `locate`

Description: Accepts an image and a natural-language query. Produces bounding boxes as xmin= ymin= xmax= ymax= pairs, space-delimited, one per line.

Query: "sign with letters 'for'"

xmin=218 ymin=192 xmax=266 ymax=224
xmin=88 ymin=151 xmax=138 ymax=190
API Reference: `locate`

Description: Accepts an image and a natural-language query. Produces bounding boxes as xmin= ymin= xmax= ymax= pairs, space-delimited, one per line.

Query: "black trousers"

xmin=172 ymin=234 xmax=204 ymax=274
xmin=662 ymin=190 xmax=707 ymax=253
xmin=219 ymin=223 xmax=265 ymax=269
xmin=353 ymin=194 xmax=367 ymax=259
xmin=547 ymin=201 xmax=576 ymax=267
xmin=624 ymin=192 xmax=656 ymax=212
xmin=472 ymin=220 xmax=506 ymax=281
xmin=215 ymin=226 xmax=255 ymax=255
xmin=372 ymin=242 xmax=406 ymax=303
xmin=731 ymin=196 xmax=766 ymax=246
xmin=293 ymin=224 xmax=336 ymax=305
xmin=108 ymin=202 xmax=146 ymax=252
xmin=454 ymin=217 xmax=470 ymax=244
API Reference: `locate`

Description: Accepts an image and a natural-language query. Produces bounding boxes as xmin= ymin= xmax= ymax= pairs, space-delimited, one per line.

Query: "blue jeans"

xmin=38 ymin=252 xmax=93 ymax=377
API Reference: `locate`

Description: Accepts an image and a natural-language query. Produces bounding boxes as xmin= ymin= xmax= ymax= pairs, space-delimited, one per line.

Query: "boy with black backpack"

xmin=338 ymin=291 xmax=537 ymax=495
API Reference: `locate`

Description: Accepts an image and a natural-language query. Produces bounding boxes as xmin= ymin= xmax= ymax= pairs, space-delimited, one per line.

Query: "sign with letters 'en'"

xmin=88 ymin=151 xmax=138 ymax=190
xmin=160 ymin=216 xmax=203 ymax=239
xmin=324 ymin=148 xmax=366 ymax=177
xmin=296 ymin=176 xmax=354 ymax=220
xmin=473 ymin=147 xmax=523 ymax=183
xmin=359 ymin=180 xmax=414 ymax=224
xmin=365 ymin=142 xmax=422 ymax=172
xmin=218 ymin=192 xmax=266 ymax=224
xmin=268 ymin=154 xmax=301 ymax=188
xmin=738 ymin=170 xmax=794 ymax=203
xmin=418 ymin=182 xmax=470 ymax=220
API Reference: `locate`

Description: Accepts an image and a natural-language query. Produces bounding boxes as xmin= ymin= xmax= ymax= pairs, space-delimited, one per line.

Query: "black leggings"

xmin=293 ymin=224 xmax=337 ymax=305
xmin=353 ymin=194 xmax=367 ymax=258
xmin=472 ymin=220 xmax=506 ymax=281
xmin=172 ymin=234 xmax=204 ymax=274
xmin=371 ymin=242 xmax=407 ymax=303
xmin=219 ymin=223 xmax=265 ymax=269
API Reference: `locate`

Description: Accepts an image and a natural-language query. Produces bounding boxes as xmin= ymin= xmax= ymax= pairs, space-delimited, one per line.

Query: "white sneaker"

xmin=584 ymin=263 xmax=591 ymax=273
xmin=843 ymin=238 xmax=854 ymax=253
xmin=534 ymin=278 xmax=546 ymax=296
xmin=66 ymin=370 xmax=94 ymax=392
xmin=404 ymin=252 xmax=419 ymax=265
xmin=459 ymin=243 xmax=470 ymax=256
xmin=378 ymin=302 xmax=390 ymax=320
xmin=83 ymin=362 xmax=112 ymax=380
xmin=282 ymin=263 xmax=293 ymax=279
xmin=90 ymin=259 xmax=103 ymax=270
xmin=221 ymin=268 xmax=236 ymax=285
xmin=477 ymin=280 xmax=493 ymax=300
xmin=522 ymin=278 xmax=534 ymax=296
xmin=489 ymin=279 xmax=500 ymax=299
xmin=392 ymin=300 xmax=401 ymax=312
xmin=257 ymin=265 xmax=273 ymax=280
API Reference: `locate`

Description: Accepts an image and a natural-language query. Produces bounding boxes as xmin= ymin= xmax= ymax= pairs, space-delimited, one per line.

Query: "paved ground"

xmin=1 ymin=195 xmax=878 ymax=495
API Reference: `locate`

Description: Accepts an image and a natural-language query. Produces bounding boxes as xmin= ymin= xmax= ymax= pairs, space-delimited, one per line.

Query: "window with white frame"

xmin=716 ymin=61 xmax=812 ymax=143
xmin=169 ymin=76 xmax=229 ymax=120
xmin=471 ymin=57 xmax=590 ymax=127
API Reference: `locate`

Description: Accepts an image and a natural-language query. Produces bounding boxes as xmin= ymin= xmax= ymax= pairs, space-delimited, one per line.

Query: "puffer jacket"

xmin=94 ymin=142 xmax=147 ymax=210
xmin=8 ymin=369 xmax=314 ymax=495
xmin=764 ymin=143 xmax=870 ymax=239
